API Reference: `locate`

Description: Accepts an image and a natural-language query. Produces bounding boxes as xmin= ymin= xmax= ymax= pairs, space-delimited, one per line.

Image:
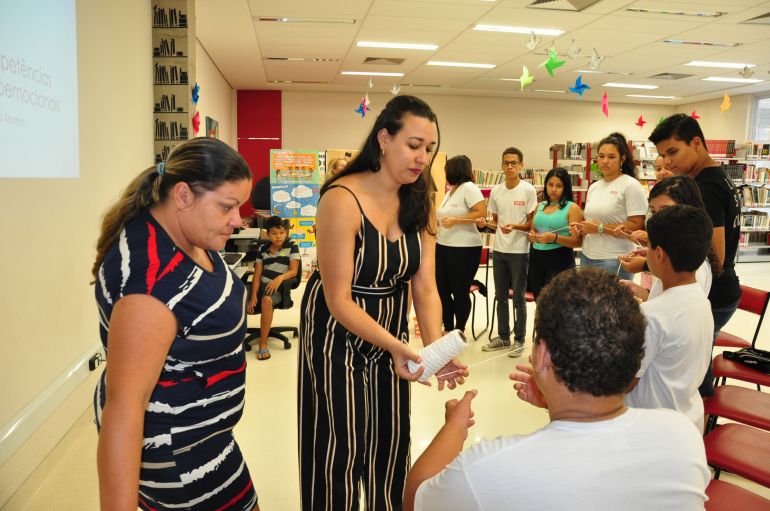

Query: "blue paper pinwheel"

xmin=568 ymin=75 xmax=591 ymax=97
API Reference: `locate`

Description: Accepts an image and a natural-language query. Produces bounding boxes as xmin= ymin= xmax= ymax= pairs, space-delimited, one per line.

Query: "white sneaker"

xmin=507 ymin=341 xmax=526 ymax=358
xmin=482 ymin=337 xmax=511 ymax=352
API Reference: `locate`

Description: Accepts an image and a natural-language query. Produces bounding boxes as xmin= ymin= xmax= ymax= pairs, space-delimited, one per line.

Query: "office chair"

xmin=241 ymin=219 xmax=300 ymax=351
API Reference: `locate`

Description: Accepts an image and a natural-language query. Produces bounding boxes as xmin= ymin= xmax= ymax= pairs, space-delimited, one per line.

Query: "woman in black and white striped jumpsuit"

xmin=298 ymin=96 xmax=468 ymax=511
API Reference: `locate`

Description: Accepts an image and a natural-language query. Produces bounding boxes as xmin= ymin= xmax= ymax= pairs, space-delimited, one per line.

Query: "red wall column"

xmin=236 ymin=90 xmax=281 ymax=218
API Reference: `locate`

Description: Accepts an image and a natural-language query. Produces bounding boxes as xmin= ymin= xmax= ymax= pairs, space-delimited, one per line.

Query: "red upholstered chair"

xmin=704 ymin=423 xmax=770 ymax=488
xmin=469 ymin=247 xmax=491 ymax=340
xmin=715 ymin=285 xmax=769 ymax=349
xmin=711 ymin=353 xmax=770 ymax=390
xmin=704 ymin=385 xmax=770 ymax=434
xmin=705 ymin=480 xmax=770 ymax=511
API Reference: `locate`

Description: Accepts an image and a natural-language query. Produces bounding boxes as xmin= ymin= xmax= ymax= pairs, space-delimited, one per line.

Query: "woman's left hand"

xmin=441 ymin=217 xmax=457 ymax=229
xmin=434 ymin=357 xmax=468 ymax=391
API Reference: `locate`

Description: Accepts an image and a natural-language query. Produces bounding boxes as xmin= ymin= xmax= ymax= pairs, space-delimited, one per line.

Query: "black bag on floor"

xmin=723 ymin=347 xmax=770 ymax=375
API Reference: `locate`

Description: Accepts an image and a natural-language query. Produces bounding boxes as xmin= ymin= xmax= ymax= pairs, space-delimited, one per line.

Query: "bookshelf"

xmin=152 ymin=0 xmax=195 ymax=163
xmin=550 ymin=141 xmax=594 ymax=207
xmin=725 ymin=142 xmax=770 ymax=262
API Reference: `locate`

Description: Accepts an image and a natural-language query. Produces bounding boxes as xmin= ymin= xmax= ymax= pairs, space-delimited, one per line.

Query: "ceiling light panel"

xmin=663 ymin=39 xmax=740 ymax=47
xmin=427 ymin=61 xmax=496 ymax=69
xmin=473 ymin=24 xmax=564 ymax=36
xmin=256 ymin=16 xmax=356 ymax=24
xmin=341 ymin=71 xmax=405 ymax=77
xmin=603 ymin=82 xmax=659 ymax=89
xmin=626 ymin=94 xmax=677 ymax=99
xmin=357 ymin=41 xmax=438 ymax=51
xmin=625 ymin=8 xmax=725 ymax=18
xmin=702 ymin=77 xmax=763 ymax=83
xmin=685 ymin=61 xmax=755 ymax=69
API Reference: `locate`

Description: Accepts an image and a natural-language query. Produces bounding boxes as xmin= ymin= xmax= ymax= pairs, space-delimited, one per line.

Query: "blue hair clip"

xmin=157 ymin=161 xmax=165 ymax=176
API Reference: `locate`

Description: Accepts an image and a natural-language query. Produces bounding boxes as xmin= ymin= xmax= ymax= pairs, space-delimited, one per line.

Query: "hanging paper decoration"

xmin=601 ymin=92 xmax=609 ymax=117
xmin=192 ymin=111 xmax=201 ymax=135
xmin=568 ymin=75 xmax=590 ymax=96
xmin=526 ymin=31 xmax=542 ymax=51
xmin=739 ymin=66 xmax=754 ymax=79
xmin=588 ymin=48 xmax=604 ymax=71
xmin=657 ymin=116 xmax=666 ymax=125
xmin=391 ymin=83 xmax=401 ymax=95
xmin=566 ymin=38 xmax=581 ymax=60
xmin=368 ymin=77 xmax=374 ymax=89
xmin=720 ymin=94 xmax=732 ymax=114
xmin=191 ymin=83 xmax=200 ymax=104
xmin=539 ymin=48 xmax=565 ymax=77
xmin=354 ymin=94 xmax=371 ymax=118
xmin=518 ymin=66 xmax=535 ymax=91
xmin=690 ymin=111 xmax=700 ymax=120
xmin=635 ymin=115 xmax=647 ymax=128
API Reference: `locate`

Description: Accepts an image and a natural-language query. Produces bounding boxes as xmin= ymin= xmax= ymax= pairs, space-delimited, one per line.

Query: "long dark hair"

xmin=598 ymin=132 xmax=636 ymax=178
xmin=445 ymin=155 xmax=473 ymax=186
xmin=649 ymin=175 xmax=722 ymax=278
xmin=92 ymin=138 xmax=251 ymax=278
xmin=322 ymin=95 xmax=440 ymax=234
xmin=540 ymin=167 xmax=574 ymax=209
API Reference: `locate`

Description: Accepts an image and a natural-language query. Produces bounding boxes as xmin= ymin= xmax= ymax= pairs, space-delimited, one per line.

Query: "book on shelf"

xmin=472 ymin=168 xmax=504 ymax=187
xmin=740 ymin=184 xmax=770 ymax=207
xmin=706 ymin=139 xmax=736 ymax=157
xmin=741 ymin=210 xmax=769 ymax=232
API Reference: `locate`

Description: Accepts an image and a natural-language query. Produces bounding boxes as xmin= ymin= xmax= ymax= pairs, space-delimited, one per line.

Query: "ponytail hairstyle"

xmin=648 ymin=175 xmax=722 ymax=279
xmin=91 ymin=138 xmax=251 ymax=278
xmin=323 ymin=95 xmax=440 ymax=234
xmin=598 ymin=132 xmax=636 ymax=178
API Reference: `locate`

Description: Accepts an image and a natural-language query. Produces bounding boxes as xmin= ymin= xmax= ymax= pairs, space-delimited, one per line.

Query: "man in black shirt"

xmin=649 ymin=114 xmax=741 ymax=397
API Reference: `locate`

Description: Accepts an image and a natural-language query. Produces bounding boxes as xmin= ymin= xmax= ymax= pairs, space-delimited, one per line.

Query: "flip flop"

xmin=257 ymin=348 xmax=271 ymax=361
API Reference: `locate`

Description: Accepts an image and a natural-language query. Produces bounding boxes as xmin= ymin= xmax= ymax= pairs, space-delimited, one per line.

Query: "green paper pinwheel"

xmin=519 ymin=66 xmax=535 ymax=91
xmin=539 ymin=48 xmax=565 ymax=77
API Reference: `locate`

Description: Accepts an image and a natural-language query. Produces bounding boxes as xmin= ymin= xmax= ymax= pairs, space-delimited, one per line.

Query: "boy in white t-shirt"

xmin=626 ymin=204 xmax=714 ymax=432
xmin=477 ymin=147 xmax=537 ymax=356
xmin=403 ymin=268 xmax=709 ymax=511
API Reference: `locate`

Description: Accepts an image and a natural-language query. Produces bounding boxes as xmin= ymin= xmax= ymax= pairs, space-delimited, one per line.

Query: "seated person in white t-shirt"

xmin=620 ymin=176 xmax=719 ymax=302
xmin=403 ymin=267 xmax=709 ymax=511
xmin=625 ymin=205 xmax=714 ymax=432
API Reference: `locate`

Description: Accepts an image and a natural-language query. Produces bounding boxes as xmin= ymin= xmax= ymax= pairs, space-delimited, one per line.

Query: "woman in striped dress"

xmin=93 ymin=138 xmax=258 ymax=510
xmin=299 ymin=95 xmax=469 ymax=510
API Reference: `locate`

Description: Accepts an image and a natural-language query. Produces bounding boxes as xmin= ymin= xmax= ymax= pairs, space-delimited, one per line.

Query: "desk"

xmin=229 ymin=228 xmax=262 ymax=253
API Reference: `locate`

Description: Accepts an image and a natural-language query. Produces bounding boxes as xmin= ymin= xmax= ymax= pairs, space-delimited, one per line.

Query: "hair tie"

xmin=157 ymin=161 xmax=165 ymax=176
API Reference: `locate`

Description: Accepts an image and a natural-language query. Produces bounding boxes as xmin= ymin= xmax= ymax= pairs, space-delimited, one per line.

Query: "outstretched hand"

xmin=434 ymin=358 xmax=469 ymax=391
xmin=510 ymin=365 xmax=548 ymax=409
xmin=444 ymin=389 xmax=477 ymax=436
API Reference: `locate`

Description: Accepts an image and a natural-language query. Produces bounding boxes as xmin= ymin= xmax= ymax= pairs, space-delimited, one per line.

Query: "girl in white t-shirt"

xmin=435 ymin=155 xmax=487 ymax=332
xmin=571 ymin=132 xmax=647 ymax=280
xmin=620 ymin=175 xmax=721 ymax=302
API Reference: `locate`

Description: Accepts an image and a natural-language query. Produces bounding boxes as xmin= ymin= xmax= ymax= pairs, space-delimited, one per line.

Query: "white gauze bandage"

xmin=407 ymin=329 xmax=467 ymax=382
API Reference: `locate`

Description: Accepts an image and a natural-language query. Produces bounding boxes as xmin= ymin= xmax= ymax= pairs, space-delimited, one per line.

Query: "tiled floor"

xmin=5 ymin=262 xmax=770 ymax=510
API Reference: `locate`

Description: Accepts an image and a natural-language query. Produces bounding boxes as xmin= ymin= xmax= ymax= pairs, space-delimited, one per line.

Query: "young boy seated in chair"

xmin=247 ymin=215 xmax=300 ymax=360
xmin=624 ymin=204 xmax=714 ymax=432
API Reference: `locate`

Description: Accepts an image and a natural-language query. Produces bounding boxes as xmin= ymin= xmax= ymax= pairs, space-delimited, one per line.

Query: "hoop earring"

xmin=381 ymin=147 xmax=386 ymax=156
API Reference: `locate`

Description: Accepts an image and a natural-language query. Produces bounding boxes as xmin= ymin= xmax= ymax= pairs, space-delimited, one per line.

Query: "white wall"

xmin=676 ymin=95 xmax=752 ymax=141
xmin=282 ymin=91 xmax=678 ymax=170
xmin=0 ymin=0 xmax=151 ymax=504
xmin=195 ymin=40 xmax=236 ymax=147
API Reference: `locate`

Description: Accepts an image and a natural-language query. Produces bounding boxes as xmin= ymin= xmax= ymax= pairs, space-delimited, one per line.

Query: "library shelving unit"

xmin=152 ymin=0 xmax=196 ymax=163
xmin=712 ymin=140 xmax=770 ymax=263
xmin=550 ymin=142 xmax=594 ymax=207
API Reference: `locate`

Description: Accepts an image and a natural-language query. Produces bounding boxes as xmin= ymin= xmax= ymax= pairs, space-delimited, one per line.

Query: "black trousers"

xmin=527 ymin=246 xmax=575 ymax=299
xmin=435 ymin=244 xmax=482 ymax=331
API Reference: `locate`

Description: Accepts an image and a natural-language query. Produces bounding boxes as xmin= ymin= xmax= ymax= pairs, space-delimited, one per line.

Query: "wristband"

xmin=597 ymin=223 xmax=605 ymax=234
